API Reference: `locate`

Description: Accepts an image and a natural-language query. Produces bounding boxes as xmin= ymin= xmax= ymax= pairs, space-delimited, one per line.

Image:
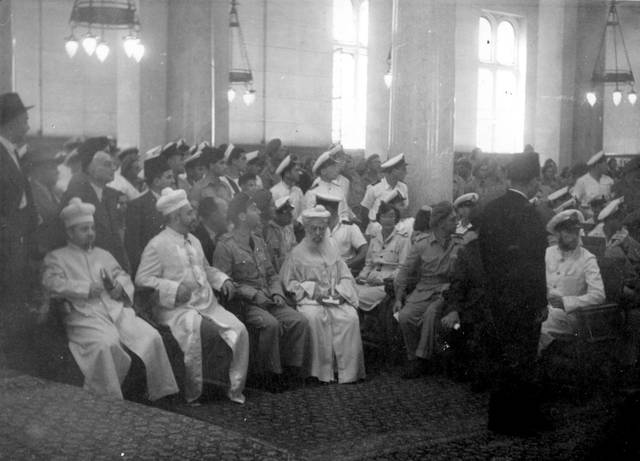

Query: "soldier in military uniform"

xmin=264 ymin=196 xmax=298 ymax=273
xmin=394 ymin=202 xmax=462 ymax=379
xmin=453 ymin=192 xmax=479 ymax=243
xmin=188 ymin=145 xmax=233 ymax=206
xmin=213 ymin=193 xmax=310 ymax=389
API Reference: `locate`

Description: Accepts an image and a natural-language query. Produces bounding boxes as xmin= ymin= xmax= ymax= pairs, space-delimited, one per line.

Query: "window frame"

xmin=476 ymin=12 xmax=526 ymax=154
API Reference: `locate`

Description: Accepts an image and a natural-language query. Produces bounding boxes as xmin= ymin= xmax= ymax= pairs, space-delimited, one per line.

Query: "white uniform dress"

xmin=329 ymin=220 xmax=367 ymax=262
xmin=270 ymin=181 xmax=304 ymax=221
xmin=360 ymin=177 xmax=409 ymax=221
xmin=280 ymin=238 xmax=365 ymax=383
xmin=539 ymin=245 xmax=605 ymax=352
xmin=572 ymin=173 xmax=614 ymax=208
xmin=356 ymin=226 xmax=411 ymax=311
xmin=304 ymin=178 xmax=350 ymax=219
xmin=42 ymin=243 xmax=178 ymax=401
xmin=135 ymin=227 xmax=249 ymax=403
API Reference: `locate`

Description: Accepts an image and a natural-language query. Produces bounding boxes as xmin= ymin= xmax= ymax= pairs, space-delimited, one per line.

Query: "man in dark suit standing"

xmin=0 ymin=93 xmax=37 ymax=303
xmin=60 ymin=137 xmax=129 ymax=272
xmin=125 ymin=153 xmax=174 ymax=275
xmin=479 ymin=152 xmax=549 ymax=436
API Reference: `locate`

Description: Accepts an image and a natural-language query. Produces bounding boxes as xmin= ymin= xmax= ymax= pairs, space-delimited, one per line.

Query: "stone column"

xmin=0 ymin=0 xmax=13 ymax=93
xmin=389 ymin=0 xmax=456 ymax=209
xmin=138 ymin=0 xmax=169 ymax=152
xmin=366 ymin=0 xmax=393 ymax=158
xmin=211 ymin=0 xmax=230 ymax=145
xmin=534 ymin=0 xmax=578 ymax=168
xmin=166 ymin=0 xmax=213 ymax=144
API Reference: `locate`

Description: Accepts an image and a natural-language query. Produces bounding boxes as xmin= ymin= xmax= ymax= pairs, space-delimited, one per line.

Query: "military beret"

xmin=429 ymin=201 xmax=454 ymax=228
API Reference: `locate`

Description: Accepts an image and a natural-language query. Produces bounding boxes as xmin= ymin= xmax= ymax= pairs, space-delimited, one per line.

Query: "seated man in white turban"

xmin=539 ymin=210 xmax=605 ymax=352
xmin=280 ymin=205 xmax=366 ymax=383
xmin=356 ymin=200 xmax=411 ymax=311
xmin=135 ymin=188 xmax=249 ymax=404
xmin=42 ymin=198 xmax=179 ymax=401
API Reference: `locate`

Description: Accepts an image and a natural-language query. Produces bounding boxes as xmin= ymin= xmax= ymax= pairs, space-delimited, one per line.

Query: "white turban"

xmin=60 ymin=197 xmax=95 ymax=228
xmin=156 ymin=187 xmax=189 ymax=216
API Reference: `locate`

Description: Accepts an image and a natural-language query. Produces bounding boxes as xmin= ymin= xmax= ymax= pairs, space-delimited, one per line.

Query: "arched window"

xmin=332 ymin=0 xmax=368 ymax=149
xmin=476 ymin=14 xmax=525 ymax=153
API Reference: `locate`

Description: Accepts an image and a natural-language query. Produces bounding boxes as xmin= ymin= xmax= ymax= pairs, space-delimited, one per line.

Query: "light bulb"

xmin=123 ymin=35 xmax=138 ymax=58
xmin=383 ymin=71 xmax=392 ymax=89
xmin=243 ymin=89 xmax=256 ymax=106
xmin=629 ymin=90 xmax=637 ymax=105
xmin=64 ymin=35 xmax=79 ymax=58
xmin=613 ymin=89 xmax=623 ymax=106
xmin=227 ymin=87 xmax=236 ymax=103
xmin=132 ymin=41 xmax=145 ymax=62
xmin=95 ymin=41 xmax=110 ymax=62
xmin=81 ymin=34 xmax=97 ymax=56
xmin=586 ymin=91 xmax=597 ymax=107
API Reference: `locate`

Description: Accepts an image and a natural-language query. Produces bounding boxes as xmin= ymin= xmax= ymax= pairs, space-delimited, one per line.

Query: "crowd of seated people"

xmin=3 ymin=91 xmax=640 ymax=431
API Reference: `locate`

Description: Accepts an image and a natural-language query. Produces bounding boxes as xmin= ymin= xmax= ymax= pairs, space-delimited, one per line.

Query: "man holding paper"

xmin=280 ymin=205 xmax=365 ymax=384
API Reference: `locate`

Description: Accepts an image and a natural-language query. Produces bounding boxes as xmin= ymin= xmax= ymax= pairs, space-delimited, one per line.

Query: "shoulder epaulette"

xmin=370 ymin=180 xmax=381 ymax=186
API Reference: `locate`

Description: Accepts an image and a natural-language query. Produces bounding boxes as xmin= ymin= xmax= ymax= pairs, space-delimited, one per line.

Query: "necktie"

xmin=226 ymin=176 xmax=240 ymax=195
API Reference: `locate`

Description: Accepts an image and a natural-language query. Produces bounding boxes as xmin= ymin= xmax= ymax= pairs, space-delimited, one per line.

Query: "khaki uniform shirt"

xmin=395 ymin=232 xmax=463 ymax=301
xmin=212 ymin=232 xmax=284 ymax=301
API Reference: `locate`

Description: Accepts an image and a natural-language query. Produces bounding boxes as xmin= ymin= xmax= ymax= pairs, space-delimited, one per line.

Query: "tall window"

xmin=332 ymin=0 xmax=368 ymax=149
xmin=476 ymin=14 xmax=526 ymax=153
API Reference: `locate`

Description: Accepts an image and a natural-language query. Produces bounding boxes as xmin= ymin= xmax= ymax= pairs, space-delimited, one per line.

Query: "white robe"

xmin=42 ymin=244 xmax=178 ymax=401
xmin=135 ymin=227 xmax=249 ymax=403
xmin=280 ymin=237 xmax=365 ymax=383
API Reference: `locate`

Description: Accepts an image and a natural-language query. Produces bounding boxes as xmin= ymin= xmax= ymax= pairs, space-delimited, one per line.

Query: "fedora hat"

xmin=0 ymin=93 xmax=33 ymax=126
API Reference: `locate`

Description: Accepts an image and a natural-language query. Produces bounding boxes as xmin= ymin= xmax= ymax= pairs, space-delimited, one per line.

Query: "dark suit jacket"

xmin=60 ymin=173 xmax=129 ymax=272
xmin=125 ymin=190 xmax=164 ymax=275
xmin=479 ymin=189 xmax=548 ymax=320
xmin=192 ymin=222 xmax=218 ymax=266
xmin=0 ymin=143 xmax=38 ymax=295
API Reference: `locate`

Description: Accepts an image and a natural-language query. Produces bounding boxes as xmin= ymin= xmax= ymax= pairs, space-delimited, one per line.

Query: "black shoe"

xmin=401 ymin=359 xmax=428 ymax=379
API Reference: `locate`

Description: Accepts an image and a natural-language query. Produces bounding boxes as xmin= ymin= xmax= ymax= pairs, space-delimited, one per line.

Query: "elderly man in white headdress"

xmin=42 ymin=198 xmax=179 ymax=401
xmin=135 ymin=188 xmax=249 ymax=404
xmin=538 ymin=209 xmax=605 ymax=353
xmin=280 ymin=205 xmax=365 ymax=383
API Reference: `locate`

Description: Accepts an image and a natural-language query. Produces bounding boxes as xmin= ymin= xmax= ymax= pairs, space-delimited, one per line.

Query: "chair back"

xmin=598 ymin=257 xmax=625 ymax=303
